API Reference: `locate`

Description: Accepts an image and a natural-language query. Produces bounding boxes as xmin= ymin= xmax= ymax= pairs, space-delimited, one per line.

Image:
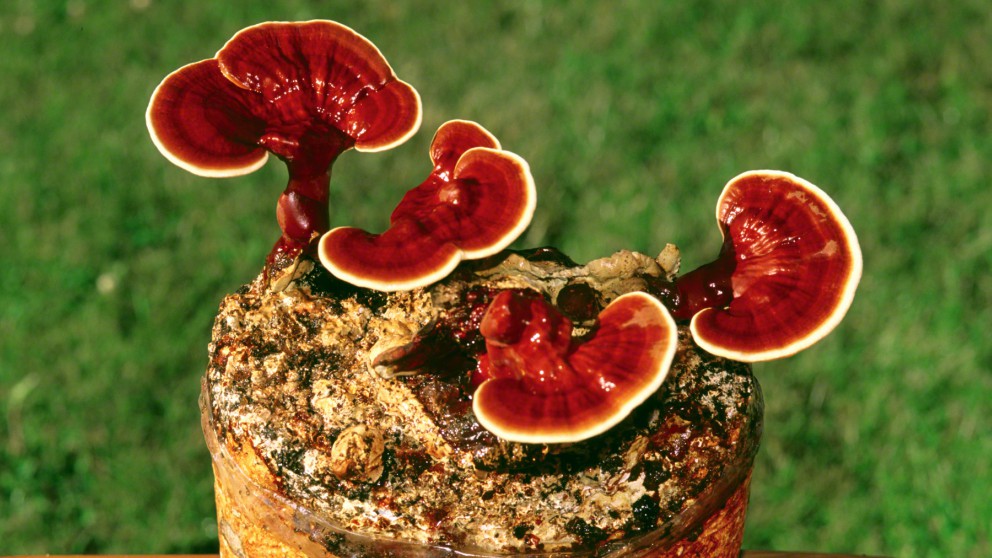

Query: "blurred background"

xmin=1 ymin=1 xmax=989 ymax=556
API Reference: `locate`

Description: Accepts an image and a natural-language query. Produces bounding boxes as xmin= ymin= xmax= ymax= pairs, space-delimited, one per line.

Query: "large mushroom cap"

xmin=318 ymin=120 xmax=536 ymax=292
xmin=146 ymin=20 xmax=421 ymax=177
xmin=473 ymin=290 xmax=677 ymax=444
xmin=690 ymin=170 xmax=863 ymax=362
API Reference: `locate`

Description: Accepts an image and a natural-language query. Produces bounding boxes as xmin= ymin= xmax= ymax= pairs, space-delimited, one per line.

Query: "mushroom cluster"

xmin=148 ymin=20 xmax=862 ymax=444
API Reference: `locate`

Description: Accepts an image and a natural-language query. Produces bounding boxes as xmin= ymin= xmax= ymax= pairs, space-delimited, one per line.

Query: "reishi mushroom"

xmin=472 ymin=290 xmax=677 ymax=444
xmin=144 ymin=19 xmax=868 ymax=451
xmin=318 ymin=120 xmax=536 ymax=291
xmin=145 ymin=20 xmax=422 ymax=267
xmin=646 ymin=170 xmax=863 ymax=362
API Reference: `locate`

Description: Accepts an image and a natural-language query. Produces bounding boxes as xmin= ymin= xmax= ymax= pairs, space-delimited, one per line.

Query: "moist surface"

xmin=204 ymin=248 xmax=762 ymax=553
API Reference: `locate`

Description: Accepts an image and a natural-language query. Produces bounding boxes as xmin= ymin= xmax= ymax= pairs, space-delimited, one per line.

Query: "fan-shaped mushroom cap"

xmin=318 ymin=120 xmax=536 ymax=292
xmin=146 ymin=20 xmax=421 ymax=177
xmin=689 ymin=170 xmax=863 ymax=362
xmin=472 ymin=290 xmax=677 ymax=444
xmin=145 ymin=59 xmax=268 ymax=177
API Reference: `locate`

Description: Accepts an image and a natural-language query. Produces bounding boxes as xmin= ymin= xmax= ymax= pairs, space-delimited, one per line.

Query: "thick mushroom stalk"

xmin=145 ymin=20 xmax=422 ymax=267
xmin=472 ymin=290 xmax=677 ymax=444
xmin=318 ymin=120 xmax=537 ymax=291
xmin=647 ymin=170 xmax=863 ymax=362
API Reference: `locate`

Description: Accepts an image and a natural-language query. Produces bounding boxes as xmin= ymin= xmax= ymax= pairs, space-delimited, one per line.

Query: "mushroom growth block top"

xmin=202 ymin=249 xmax=763 ymax=553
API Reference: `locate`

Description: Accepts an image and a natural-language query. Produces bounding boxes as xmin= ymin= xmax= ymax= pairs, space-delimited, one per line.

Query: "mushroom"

xmin=472 ymin=290 xmax=677 ymax=444
xmin=646 ymin=170 xmax=863 ymax=362
xmin=145 ymin=20 xmax=422 ymax=267
xmin=318 ymin=120 xmax=537 ymax=291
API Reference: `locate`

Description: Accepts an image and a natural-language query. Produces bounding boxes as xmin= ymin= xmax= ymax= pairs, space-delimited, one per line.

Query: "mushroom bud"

xmin=146 ymin=20 xmax=422 ymax=267
xmin=472 ymin=290 xmax=677 ymax=444
xmin=318 ymin=120 xmax=537 ymax=291
xmin=646 ymin=170 xmax=863 ymax=362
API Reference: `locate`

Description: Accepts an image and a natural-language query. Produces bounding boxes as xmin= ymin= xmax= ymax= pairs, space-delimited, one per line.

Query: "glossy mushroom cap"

xmin=146 ymin=20 xmax=421 ymax=176
xmin=472 ymin=290 xmax=677 ymax=444
xmin=688 ymin=170 xmax=863 ymax=362
xmin=318 ymin=120 xmax=536 ymax=291
xmin=146 ymin=21 xmax=422 ymax=264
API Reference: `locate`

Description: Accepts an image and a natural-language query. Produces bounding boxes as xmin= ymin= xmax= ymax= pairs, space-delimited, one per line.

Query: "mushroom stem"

xmin=646 ymin=236 xmax=737 ymax=321
xmin=268 ymin=130 xmax=353 ymax=267
xmin=273 ymin=175 xmax=331 ymax=257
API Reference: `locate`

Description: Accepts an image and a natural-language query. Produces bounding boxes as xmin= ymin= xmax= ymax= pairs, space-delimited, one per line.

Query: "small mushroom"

xmin=146 ymin=20 xmax=422 ymax=265
xmin=318 ymin=120 xmax=537 ymax=292
xmin=647 ymin=170 xmax=862 ymax=362
xmin=472 ymin=290 xmax=677 ymax=444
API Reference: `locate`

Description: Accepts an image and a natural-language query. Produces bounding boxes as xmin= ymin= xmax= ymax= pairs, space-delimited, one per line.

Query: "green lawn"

xmin=1 ymin=1 xmax=989 ymax=556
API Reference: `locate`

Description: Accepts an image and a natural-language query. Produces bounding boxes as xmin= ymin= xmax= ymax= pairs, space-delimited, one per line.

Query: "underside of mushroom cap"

xmin=318 ymin=120 xmax=536 ymax=292
xmin=473 ymin=290 xmax=678 ymax=444
xmin=690 ymin=170 xmax=863 ymax=362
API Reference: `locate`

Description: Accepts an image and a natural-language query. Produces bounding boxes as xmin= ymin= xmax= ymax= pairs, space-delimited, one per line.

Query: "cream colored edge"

xmin=317 ymin=229 xmax=465 ymax=293
xmin=458 ymin=147 xmax=538 ymax=259
xmin=473 ymin=292 xmax=679 ymax=444
xmin=432 ymin=119 xmax=503 ymax=152
xmin=690 ymin=169 xmax=864 ymax=362
xmin=317 ymin=146 xmax=535 ymax=293
xmin=145 ymin=60 xmax=269 ymax=178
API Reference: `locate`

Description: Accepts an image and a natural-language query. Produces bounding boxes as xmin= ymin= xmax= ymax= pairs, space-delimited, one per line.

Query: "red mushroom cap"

xmin=145 ymin=59 xmax=269 ymax=177
xmin=689 ymin=170 xmax=863 ymax=362
xmin=472 ymin=290 xmax=677 ymax=444
xmin=145 ymin=20 xmax=421 ymax=177
xmin=318 ymin=120 xmax=536 ymax=291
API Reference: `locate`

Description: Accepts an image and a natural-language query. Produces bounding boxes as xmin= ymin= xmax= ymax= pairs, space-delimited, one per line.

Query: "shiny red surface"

xmin=427 ymin=119 xmax=500 ymax=172
xmin=478 ymin=290 xmax=575 ymax=394
xmin=692 ymin=172 xmax=861 ymax=359
xmin=319 ymin=121 xmax=534 ymax=290
xmin=146 ymin=59 xmax=268 ymax=174
xmin=217 ymin=21 xmax=420 ymax=157
xmin=147 ymin=21 xmax=421 ymax=262
xmin=473 ymin=290 xmax=676 ymax=442
xmin=148 ymin=21 xmax=418 ymax=175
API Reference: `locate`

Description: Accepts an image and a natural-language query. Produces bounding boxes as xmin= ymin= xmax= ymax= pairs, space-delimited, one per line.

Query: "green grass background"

xmin=1 ymin=1 xmax=989 ymax=556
